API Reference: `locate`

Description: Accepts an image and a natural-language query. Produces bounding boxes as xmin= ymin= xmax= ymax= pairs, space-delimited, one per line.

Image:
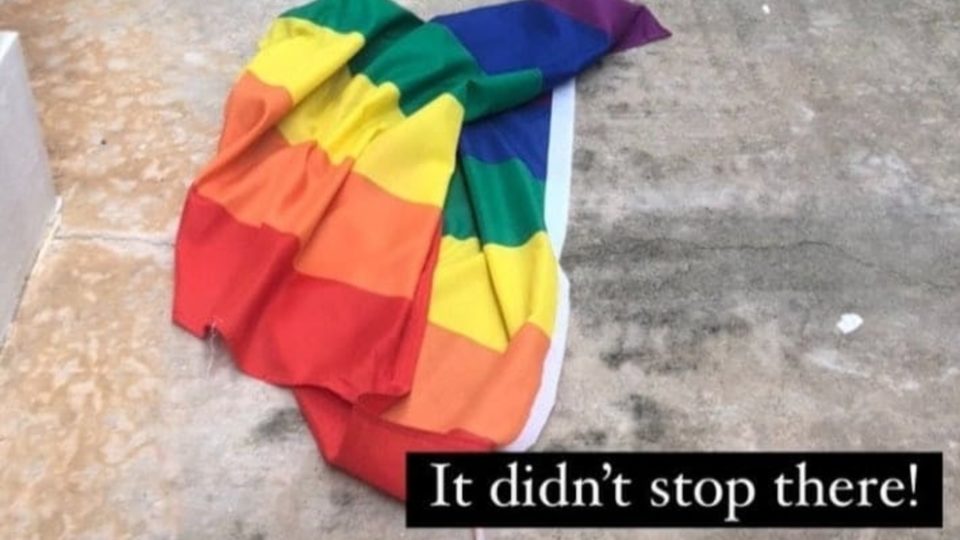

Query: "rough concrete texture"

xmin=0 ymin=0 xmax=957 ymax=538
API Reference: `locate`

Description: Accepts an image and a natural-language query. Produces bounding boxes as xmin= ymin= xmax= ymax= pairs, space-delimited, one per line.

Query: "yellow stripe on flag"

xmin=248 ymin=17 xmax=364 ymax=104
xmin=278 ymin=69 xmax=405 ymax=165
xmin=429 ymin=232 xmax=558 ymax=351
xmin=250 ymin=17 xmax=460 ymax=208
xmin=352 ymin=93 xmax=464 ymax=208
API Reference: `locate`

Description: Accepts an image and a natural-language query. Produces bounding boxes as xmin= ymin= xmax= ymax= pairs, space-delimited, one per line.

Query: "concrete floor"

xmin=0 ymin=0 xmax=958 ymax=538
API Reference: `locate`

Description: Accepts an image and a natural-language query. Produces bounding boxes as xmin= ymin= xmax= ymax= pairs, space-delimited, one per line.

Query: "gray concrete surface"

xmin=0 ymin=0 xmax=957 ymax=538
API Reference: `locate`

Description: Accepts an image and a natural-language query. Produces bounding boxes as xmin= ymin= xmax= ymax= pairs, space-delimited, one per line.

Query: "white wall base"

xmin=0 ymin=32 xmax=58 ymax=345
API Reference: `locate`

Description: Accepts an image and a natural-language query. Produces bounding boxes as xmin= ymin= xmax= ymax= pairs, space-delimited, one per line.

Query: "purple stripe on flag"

xmin=538 ymin=0 xmax=671 ymax=52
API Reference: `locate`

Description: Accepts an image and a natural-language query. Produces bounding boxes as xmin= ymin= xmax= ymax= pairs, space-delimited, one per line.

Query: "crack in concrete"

xmin=53 ymin=231 xmax=174 ymax=247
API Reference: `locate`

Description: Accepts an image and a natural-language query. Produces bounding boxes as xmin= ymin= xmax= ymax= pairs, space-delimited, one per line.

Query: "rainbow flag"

xmin=174 ymin=0 xmax=669 ymax=498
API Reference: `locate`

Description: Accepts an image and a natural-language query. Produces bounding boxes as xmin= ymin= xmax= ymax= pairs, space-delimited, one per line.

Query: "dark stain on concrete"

xmin=606 ymin=101 xmax=632 ymax=115
xmin=231 ymin=520 xmax=266 ymax=540
xmin=606 ymin=54 xmax=636 ymax=69
xmin=600 ymin=308 xmax=751 ymax=373
xmin=573 ymin=429 xmax=609 ymax=447
xmin=573 ymin=147 xmax=596 ymax=172
xmin=252 ymin=407 xmax=304 ymax=443
xmin=330 ymin=488 xmax=356 ymax=508
xmin=562 ymin=209 xmax=959 ymax=385
xmin=540 ymin=440 xmax=571 ymax=452
xmin=629 ymin=148 xmax=665 ymax=182
xmin=629 ymin=395 xmax=667 ymax=443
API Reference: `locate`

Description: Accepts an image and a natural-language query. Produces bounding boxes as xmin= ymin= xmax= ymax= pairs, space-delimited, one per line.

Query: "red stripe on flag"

xmin=173 ymin=191 xmax=439 ymax=403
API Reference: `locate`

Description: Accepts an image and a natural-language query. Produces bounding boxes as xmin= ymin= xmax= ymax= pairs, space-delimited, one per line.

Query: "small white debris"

xmin=837 ymin=313 xmax=864 ymax=335
xmin=183 ymin=51 xmax=207 ymax=66
xmin=762 ymin=4 xmax=771 ymax=14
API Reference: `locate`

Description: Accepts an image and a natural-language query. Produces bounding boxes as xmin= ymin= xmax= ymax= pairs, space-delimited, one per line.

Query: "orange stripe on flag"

xmin=193 ymin=73 xmax=441 ymax=300
xmin=381 ymin=322 xmax=551 ymax=445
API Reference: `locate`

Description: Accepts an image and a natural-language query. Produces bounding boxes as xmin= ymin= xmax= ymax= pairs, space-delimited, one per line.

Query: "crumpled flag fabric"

xmin=174 ymin=0 xmax=669 ymax=499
